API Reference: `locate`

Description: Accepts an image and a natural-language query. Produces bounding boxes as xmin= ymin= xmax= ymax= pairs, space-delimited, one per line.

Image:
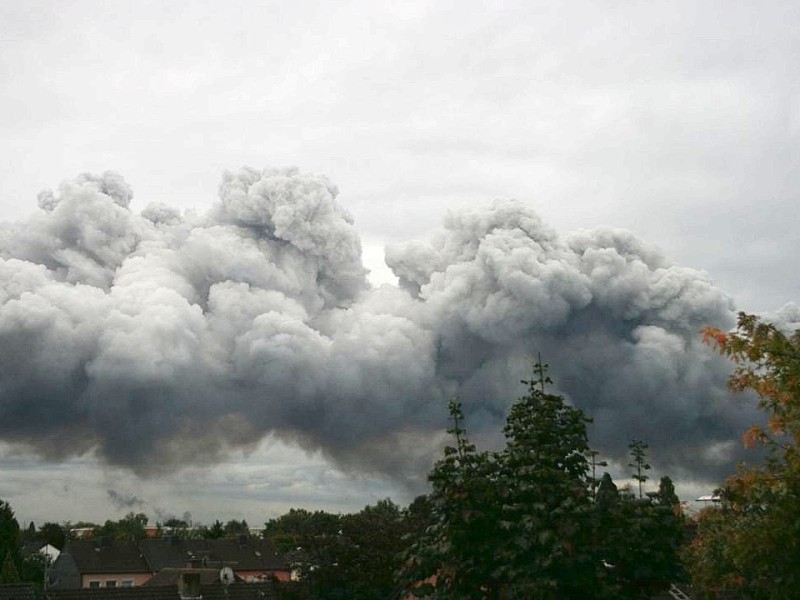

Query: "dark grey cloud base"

xmin=0 ymin=168 xmax=766 ymax=486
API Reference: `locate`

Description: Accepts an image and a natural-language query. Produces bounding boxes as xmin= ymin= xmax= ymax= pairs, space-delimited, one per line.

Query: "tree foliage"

xmin=264 ymin=508 xmax=341 ymax=555
xmin=399 ymin=399 xmax=501 ymax=598
xmin=264 ymin=508 xmax=345 ymax=598
xmin=262 ymin=500 xmax=421 ymax=599
xmin=400 ymin=363 xmax=607 ymax=598
xmin=204 ymin=519 xmax=225 ymax=539
xmin=339 ymin=498 xmax=415 ymax=599
xmin=0 ymin=500 xmax=20 ymax=583
xmin=684 ymin=313 xmax=800 ymax=598
xmin=223 ymin=519 xmax=250 ymax=537
xmin=37 ymin=522 xmax=67 ymax=550
xmin=0 ymin=552 xmax=20 ymax=584
xmin=494 ymin=363 xmax=599 ymax=598
xmin=591 ymin=470 xmax=684 ymax=599
xmin=95 ymin=512 xmax=148 ymax=540
xmin=628 ymin=440 xmax=651 ymax=499
xmin=399 ymin=362 xmax=685 ymax=599
xmin=655 ymin=476 xmax=679 ymax=508
xmin=20 ymin=551 xmax=46 ymax=588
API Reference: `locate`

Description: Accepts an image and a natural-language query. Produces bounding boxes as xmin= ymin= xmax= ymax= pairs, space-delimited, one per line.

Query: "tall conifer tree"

xmin=495 ymin=360 xmax=598 ymax=598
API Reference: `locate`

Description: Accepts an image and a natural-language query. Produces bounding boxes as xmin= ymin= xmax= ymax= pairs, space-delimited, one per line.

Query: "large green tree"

xmin=493 ymin=362 xmax=599 ymax=598
xmin=264 ymin=508 xmax=347 ymax=598
xmin=263 ymin=508 xmax=341 ymax=557
xmin=401 ymin=363 xmax=608 ymax=599
xmin=263 ymin=499 xmax=427 ymax=599
xmin=339 ymin=499 xmax=415 ymax=599
xmin=0 ymin=500 xmax=20 ymax=584
xmin=400 ymin=362 xmax=688 ymax=599
xmin=684 ymin=313 xmax=800 ymax=598
xmin=591 ymin=471 xmax=684 ymax=599
xmin=400 ymin=399 xmax=500 ymax=599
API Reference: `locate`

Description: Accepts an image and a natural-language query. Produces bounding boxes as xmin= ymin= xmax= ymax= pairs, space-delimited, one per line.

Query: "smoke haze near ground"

xmin=0 ymin=168 xmax=770 ymax=489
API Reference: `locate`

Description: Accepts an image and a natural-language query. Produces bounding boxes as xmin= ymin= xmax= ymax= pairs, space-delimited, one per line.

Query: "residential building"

xmin=49 ymin=536 xmax=290 ymax=589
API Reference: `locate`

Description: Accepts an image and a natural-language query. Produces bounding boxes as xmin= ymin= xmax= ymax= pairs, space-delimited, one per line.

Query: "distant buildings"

xmin=695 ymin=494 xmax=721 ymax=505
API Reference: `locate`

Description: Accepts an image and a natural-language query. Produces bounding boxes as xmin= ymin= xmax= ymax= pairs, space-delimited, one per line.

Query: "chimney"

xmin=178 ymin=572 xmax=202 ymax=600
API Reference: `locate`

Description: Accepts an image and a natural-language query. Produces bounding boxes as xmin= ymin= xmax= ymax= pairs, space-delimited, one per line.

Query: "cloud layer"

xmin=0 ymin=168 xmax=762 ymax=485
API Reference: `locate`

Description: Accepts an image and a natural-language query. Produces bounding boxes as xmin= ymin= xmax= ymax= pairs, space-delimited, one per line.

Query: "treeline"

xmin=68 ymin=514 xmax=253 ymax=541
xmin=266 ymin=312 xmax=800 ymax=599
xmin=254 ymin=364 xmax=687 ymax=599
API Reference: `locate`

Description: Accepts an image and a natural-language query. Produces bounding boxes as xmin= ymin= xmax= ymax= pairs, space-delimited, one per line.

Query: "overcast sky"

xmin=1 ymin=0 xmax=798 ymax=527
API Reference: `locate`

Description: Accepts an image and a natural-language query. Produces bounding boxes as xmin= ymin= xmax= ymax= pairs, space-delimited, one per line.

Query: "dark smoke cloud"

xmin=152 ymin=508 xmax=193 ymax=525
xmin=0 ymin=167 xmax=767 ymax=486
xmin=107 ymin=489 xmax=145 ymax=510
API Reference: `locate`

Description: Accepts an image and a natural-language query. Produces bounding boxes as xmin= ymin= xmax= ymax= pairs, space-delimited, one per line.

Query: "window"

xmin=106 ymin=580 xmax=117 ymax=588
xmin=88 ymin=581 xmax=100 ymax=589
xmin=122 ymin=580 xmax=134 ymax=588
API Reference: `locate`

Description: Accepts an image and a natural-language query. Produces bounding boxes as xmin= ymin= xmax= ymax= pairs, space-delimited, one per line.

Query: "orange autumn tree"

xmin=684 ymin=312 xmax=800 ymax=598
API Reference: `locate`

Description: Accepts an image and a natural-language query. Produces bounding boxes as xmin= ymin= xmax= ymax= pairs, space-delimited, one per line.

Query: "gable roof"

xmin=137 ymin=538 xmax=287 ymax=572
xmin=60 ymin=539 xmax=150 ymax=574
xmin=54 ymin=537 xmax=289 ymax=583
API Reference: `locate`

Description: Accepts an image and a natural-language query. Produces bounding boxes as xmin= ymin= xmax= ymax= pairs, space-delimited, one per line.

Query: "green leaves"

xmin=688 ymin=313 xmax=800 ymax=598
xmin=628 ymin=439 xmax=651 ymax=499
xmin=398 ymin=360 xmax=687 ymax=599
xmin=494 ymin=364 xmax=597 ymax=598
xmin=400 ymin=361 xmax=605 ymax=598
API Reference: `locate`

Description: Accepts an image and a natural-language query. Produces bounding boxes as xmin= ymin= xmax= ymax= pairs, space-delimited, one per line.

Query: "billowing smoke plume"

xmin=0 ymin=167 xmax=765 ymax=485
xmin=107 ymin=489 xmax=145 ymax=510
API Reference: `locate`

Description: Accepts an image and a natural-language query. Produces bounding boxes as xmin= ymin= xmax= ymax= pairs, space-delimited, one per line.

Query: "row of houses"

xmin=49 ymin=535 xmax=294 ymax=590
xmin=0 ymin=580 xmax=279 ymax=600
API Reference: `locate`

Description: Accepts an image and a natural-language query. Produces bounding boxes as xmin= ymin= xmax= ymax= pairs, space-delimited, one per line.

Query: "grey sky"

xmin=0 ymin=1 xmax=798 ymax=525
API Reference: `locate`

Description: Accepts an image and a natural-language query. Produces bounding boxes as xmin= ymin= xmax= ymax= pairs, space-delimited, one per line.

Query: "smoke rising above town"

xmin=0 ymin=168 xmax=768 ymax=486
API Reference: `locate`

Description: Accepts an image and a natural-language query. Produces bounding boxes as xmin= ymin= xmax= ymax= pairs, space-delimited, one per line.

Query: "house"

xmin=68 ymin=528 xmax=95 ymax=540
xmin=20 ymin=542 xmax=61 ymax=565
xmin=49 ymin=537 xmax=291 ymax=589
xmin=48 ymin=539 xmax=152 ymax=589
xmin=137 ymin=536 xmax=291 ymax=583
xmin=38 ymin=544 xmax=61 ymax=564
